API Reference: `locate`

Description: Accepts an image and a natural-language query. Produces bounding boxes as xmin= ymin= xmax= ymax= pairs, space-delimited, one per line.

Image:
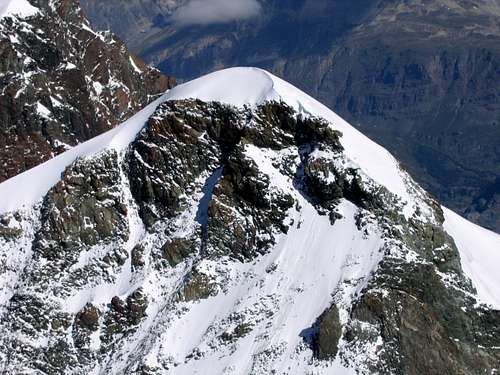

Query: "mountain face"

xmin=0 ymin=0 xmax=175 ymax=183
xmin=79 ymin=0 xmax=183 ymax=40
xmin=0 ymin=68 xmax=499 ymax=374
xmin=81 ymin=0 xmax=500 ymax=233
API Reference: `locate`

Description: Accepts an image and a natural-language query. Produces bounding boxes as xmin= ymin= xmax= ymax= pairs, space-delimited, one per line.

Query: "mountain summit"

xmin=0 ymin=67 xmax=499 ymax=374
xmin=81 ymin=0 xmax=500 ymax=233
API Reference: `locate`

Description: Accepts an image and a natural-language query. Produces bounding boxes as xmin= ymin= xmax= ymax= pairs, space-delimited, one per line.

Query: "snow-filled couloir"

xmin=0 ymin=67 xmax=499 ymax=374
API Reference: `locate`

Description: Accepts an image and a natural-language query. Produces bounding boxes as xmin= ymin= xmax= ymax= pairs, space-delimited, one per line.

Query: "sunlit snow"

xmin=0 ymin=0 xmax=38 ymax=19
xmin=0 ymin=67 xmax=499 ymax=373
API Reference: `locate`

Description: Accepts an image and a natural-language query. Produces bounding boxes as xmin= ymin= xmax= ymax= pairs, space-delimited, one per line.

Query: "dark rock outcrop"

xmin=34 ymin=152 xmax=128 ymax=265
xmin=313 ymin=304 xmax=342 ymax=360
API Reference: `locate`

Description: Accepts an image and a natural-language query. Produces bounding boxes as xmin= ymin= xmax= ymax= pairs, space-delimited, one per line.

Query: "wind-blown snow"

xmin=443 ymin=208 xmax=500 ymax=309
xmin=0 ymin=0 xmax=38 ymax=19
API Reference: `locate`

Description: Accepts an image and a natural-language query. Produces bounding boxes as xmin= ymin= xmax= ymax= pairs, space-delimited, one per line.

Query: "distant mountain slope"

xmin=81 ymin=0 xmax=500 ymax=233
xmin=0 ymin=67 xmax=499 ymax=374
xmin=0 ymin=0 xmax=175 ymax=182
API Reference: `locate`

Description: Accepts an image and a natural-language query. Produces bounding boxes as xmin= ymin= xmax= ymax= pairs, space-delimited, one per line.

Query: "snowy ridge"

xmin=0 ymin=68 xmax=415 ymax=215
xmin=0 ymin=95 xmax=165 ymax=215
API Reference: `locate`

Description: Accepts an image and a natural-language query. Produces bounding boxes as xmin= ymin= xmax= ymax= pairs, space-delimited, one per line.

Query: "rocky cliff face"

xmin=81 ymin=0 xmax=500 ymax=233
xmin=0 ymin=68 xmax=498 ymax=374
xmin=0 ymin=0 xmax=175 ymax=182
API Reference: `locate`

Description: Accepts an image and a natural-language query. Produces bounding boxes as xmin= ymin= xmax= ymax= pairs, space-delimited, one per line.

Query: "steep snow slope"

xmin=134 ymin=200 xmax=380 ymax=375
xmin=443 ymin=208 xmax=500 ymax=308
xmin=0 ymin=0 xmax=38 ymax=19
xmin=0 ymin=67 xmax=499 ymax=374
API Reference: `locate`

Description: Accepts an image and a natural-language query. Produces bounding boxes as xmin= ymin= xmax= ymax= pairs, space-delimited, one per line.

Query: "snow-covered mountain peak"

xmin=167 ymin=67 xmax=417 ymax=215
xmin=0 ymin=67 xmax=499 ymax=374
xmin=0 ymin=67 xmax=419 ymax=220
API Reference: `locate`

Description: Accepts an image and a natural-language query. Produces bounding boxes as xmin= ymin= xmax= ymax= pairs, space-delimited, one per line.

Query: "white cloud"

xmin=171 ymin=0 xmax=261 ymax=26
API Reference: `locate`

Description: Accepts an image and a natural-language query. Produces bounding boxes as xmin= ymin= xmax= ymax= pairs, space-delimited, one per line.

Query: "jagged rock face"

xmin=0 ymin=100 xmax=498 ymax=374
xmin=344 ymin=224 xmax=500 ymax=374
xmin=0 ymin=0 xmax=175 ymax=182
xmin=81 ymin=0 xmax=500 ymax=233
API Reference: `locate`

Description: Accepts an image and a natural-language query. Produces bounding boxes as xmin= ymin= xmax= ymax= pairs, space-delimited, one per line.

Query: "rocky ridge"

xmin=0 ymin=0 xmax=175 ymax=182
xmin=0 ymin=68 xmax=498 ymax=374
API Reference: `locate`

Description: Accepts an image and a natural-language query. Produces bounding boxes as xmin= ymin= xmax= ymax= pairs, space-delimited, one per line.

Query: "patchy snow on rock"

xmin=0 ymin=208 xmax=40 ymax=310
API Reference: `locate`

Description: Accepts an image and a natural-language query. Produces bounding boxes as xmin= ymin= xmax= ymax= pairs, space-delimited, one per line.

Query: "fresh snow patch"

xmin=0 ymin=0 xmax=38 ymax=19
xmin=443 ymin=207 xmax=500 ymax=309
xmin=36 ymin=102 xmax=51 ymax=119
xmin=92 ymin=81 xmax=103 ymax=97
xmin=63 ymin=62 xmax=77 ymax=70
